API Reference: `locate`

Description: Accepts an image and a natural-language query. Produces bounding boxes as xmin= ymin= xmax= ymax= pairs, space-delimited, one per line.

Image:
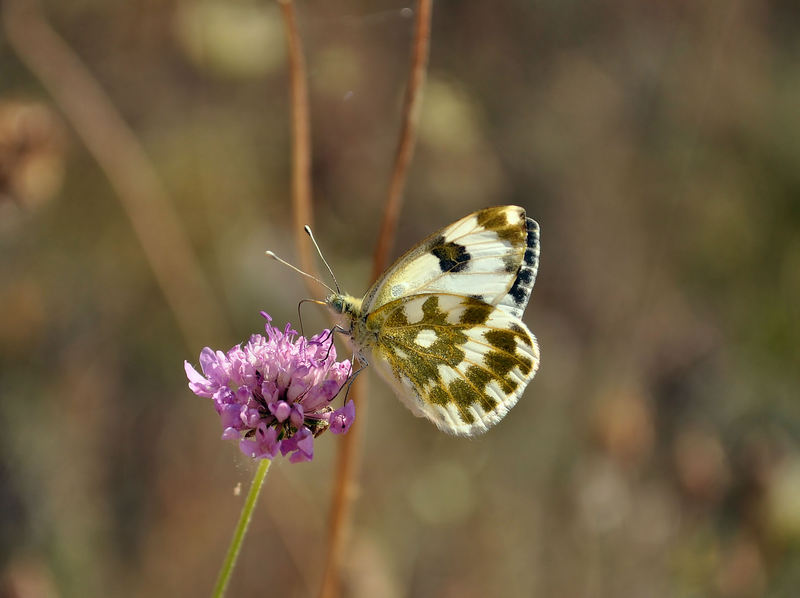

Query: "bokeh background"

xmin=2 ymin=1 xmax=800 ymax=596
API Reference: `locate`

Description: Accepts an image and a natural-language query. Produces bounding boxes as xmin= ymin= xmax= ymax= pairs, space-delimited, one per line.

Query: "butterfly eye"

xmin=328 ymin=295 xmax=345 ymax=314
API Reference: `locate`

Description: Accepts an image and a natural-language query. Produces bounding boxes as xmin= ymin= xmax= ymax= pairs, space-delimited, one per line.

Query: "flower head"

xmin=185 ymin=312 xmax=354 ymax=462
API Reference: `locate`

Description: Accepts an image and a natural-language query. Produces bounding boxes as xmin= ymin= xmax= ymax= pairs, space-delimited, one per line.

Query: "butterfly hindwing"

xmin=362 ymin=206 xmax=538 ymax=318
xmin=363 ymin=293 xmax=540 ymax=435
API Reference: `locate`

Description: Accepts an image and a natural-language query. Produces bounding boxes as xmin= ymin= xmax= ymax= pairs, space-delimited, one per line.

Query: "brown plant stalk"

xmin=277 ymin=7 xmax=368 ymax=596
xmin=278 ymin=0 xmax=317 ymax=288
xmin=1 ymin=0 xmax=228 ymax=351
xmin=318 ymin=2 xmax=433 ymax=597
xmin=372 ymin=0 xmax=434 ymax=280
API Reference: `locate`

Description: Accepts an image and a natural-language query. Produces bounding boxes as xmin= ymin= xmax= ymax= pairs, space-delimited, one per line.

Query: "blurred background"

xmin=1 ymin=1 xmax=799 ymax=596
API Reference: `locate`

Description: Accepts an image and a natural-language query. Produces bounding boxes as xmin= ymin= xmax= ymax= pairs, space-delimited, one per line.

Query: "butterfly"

xmin=324 ymin=205 xmax=540 ymax=436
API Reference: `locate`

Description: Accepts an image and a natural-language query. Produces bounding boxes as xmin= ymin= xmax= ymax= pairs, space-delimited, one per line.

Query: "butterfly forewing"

xmin=362 ymin=293 xmax=539 ymax=435
xmin=362 ymin=206 xmax=539 ymax=319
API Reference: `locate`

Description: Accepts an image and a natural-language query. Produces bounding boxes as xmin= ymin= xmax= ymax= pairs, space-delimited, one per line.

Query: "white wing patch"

xmin=415 ymin=328 xmax=437 ymax=348
xmin=442 ymin=213 xmax=480 ymax=242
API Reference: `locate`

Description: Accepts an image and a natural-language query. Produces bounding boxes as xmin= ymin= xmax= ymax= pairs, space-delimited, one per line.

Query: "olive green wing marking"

xmin=364 ymin=293 xmax=539 ymax=435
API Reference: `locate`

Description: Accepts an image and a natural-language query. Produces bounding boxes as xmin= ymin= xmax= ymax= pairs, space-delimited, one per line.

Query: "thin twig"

xmin=371 ymin=0 xmax=433 ymax=280
xmin=317 ymin=377 xmax=365 ymax=598
xmin=276 ymin=8 xmax=366 ymax=596
xmin=318 ymin=3 xmax=433 ymax=597
xmin=279 ymin=0 xmax=318 ymax=295
xmin=1 ymin=0 xmax=228 ymax=351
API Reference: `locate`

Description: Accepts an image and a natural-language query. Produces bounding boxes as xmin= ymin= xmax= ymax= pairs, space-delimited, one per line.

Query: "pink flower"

xmin=185 ymin=313 xmax=354 ymax=462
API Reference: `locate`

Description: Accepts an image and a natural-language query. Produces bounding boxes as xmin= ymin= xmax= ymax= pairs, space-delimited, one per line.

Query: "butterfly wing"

xmin=363 ymin=293 xmax=540 ymax=435
xmin=362 ymin=205 xmax=540 ymax=319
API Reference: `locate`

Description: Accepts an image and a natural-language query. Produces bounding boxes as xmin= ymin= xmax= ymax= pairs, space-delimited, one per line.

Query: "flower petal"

xmin=221 ymin=427 xmax=239 ymax=440
xmin=184 ymin=360 xmax=207 ymax=385
xmin=329 ymin=400 xmax=356 ymax=435
xmin=290 ymin=404 xmax=304 ymax=429
xmin=269 ymin=400 xmax=291 ymax=423
xmin=282 ymin=427 xmax=314 ymax=463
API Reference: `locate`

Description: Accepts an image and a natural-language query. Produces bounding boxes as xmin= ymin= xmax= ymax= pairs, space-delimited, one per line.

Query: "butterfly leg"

xmin=313 ymin=327 xmax=335 ymax=346
xmin=309 ymin=325 xmax=349 ymax=363
xmin=317 ymin=325 xmax=351 ymax=363
xmin=339 ymin=350 xmax=369 ymax=404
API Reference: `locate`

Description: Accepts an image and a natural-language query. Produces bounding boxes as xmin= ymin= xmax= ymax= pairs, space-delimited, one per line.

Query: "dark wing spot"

xmin=482 ymin=350 xmax=530 ymax=387
xmin=466 ymin=365 xmax=492 ymax=388
xmin=525 ymin=218 xmax=539 ymax=248
xmin=459 ymin=296 xmax=492 ymax=325
xmin=447 ymin=380 xmax=478 ymax=423
xmin=477 ymin=207 xmax=526 ymax=245
xmin=421 ymin=296 xmax=449 ymax=325
xmin=484 ymin=329 xmax=518 ymax=354
xmin=430 ymin=236 xmax=471 ymax=273
xmin=518 ymin=354 xmax=533 ymax=376
xmin=524 ymin=248 xmax=536 ymax=266
xmin=508 ymin=267 xmax=534 ymax=305
xmin=385 ymin=307 xmax=409 ymax=327
xmin=429 ymin=384 xmax=450 ymax=406
xmin=476 ymin=208 xmax=509 ymax=230
xmin=465 ymin=366 xmax=500 ymax=411
xmin=508 ymin=273 xmax=528 ymax=305
xmin=485 ymin=350 xmax=516 ymax=377
xmin=509 ymin=323 xmax=532 ymax=346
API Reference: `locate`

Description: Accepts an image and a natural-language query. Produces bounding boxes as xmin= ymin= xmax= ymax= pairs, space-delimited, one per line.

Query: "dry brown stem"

xmin=371 ymin=0 xmax=433 ymax=280
xmin=276 ymin=6 xmax=368 ymax=596
xmin=318 ymin=2 xmax=433 ymax=597
xmin=279 ymin=0 xmax=319 ymax=293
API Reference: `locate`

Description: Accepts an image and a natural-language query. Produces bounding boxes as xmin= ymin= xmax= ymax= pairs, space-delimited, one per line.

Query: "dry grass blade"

xmin=1 ymin=0 xmax=228 ymax=351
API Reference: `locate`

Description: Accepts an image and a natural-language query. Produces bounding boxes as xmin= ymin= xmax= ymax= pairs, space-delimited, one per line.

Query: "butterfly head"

xmin=326 ymin=293 xmax=363 ymax=319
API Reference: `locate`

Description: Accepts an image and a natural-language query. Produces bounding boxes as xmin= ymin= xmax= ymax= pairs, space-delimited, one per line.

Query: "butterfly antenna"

xmin=265 ymin=251 xmax=336 ymax=294
xmin=304 ymin=225 xmax=341 ymax=293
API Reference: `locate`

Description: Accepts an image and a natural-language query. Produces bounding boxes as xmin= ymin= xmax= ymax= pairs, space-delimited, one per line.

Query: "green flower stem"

xmin=211 ymin=459 xmax=272 ymax=598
